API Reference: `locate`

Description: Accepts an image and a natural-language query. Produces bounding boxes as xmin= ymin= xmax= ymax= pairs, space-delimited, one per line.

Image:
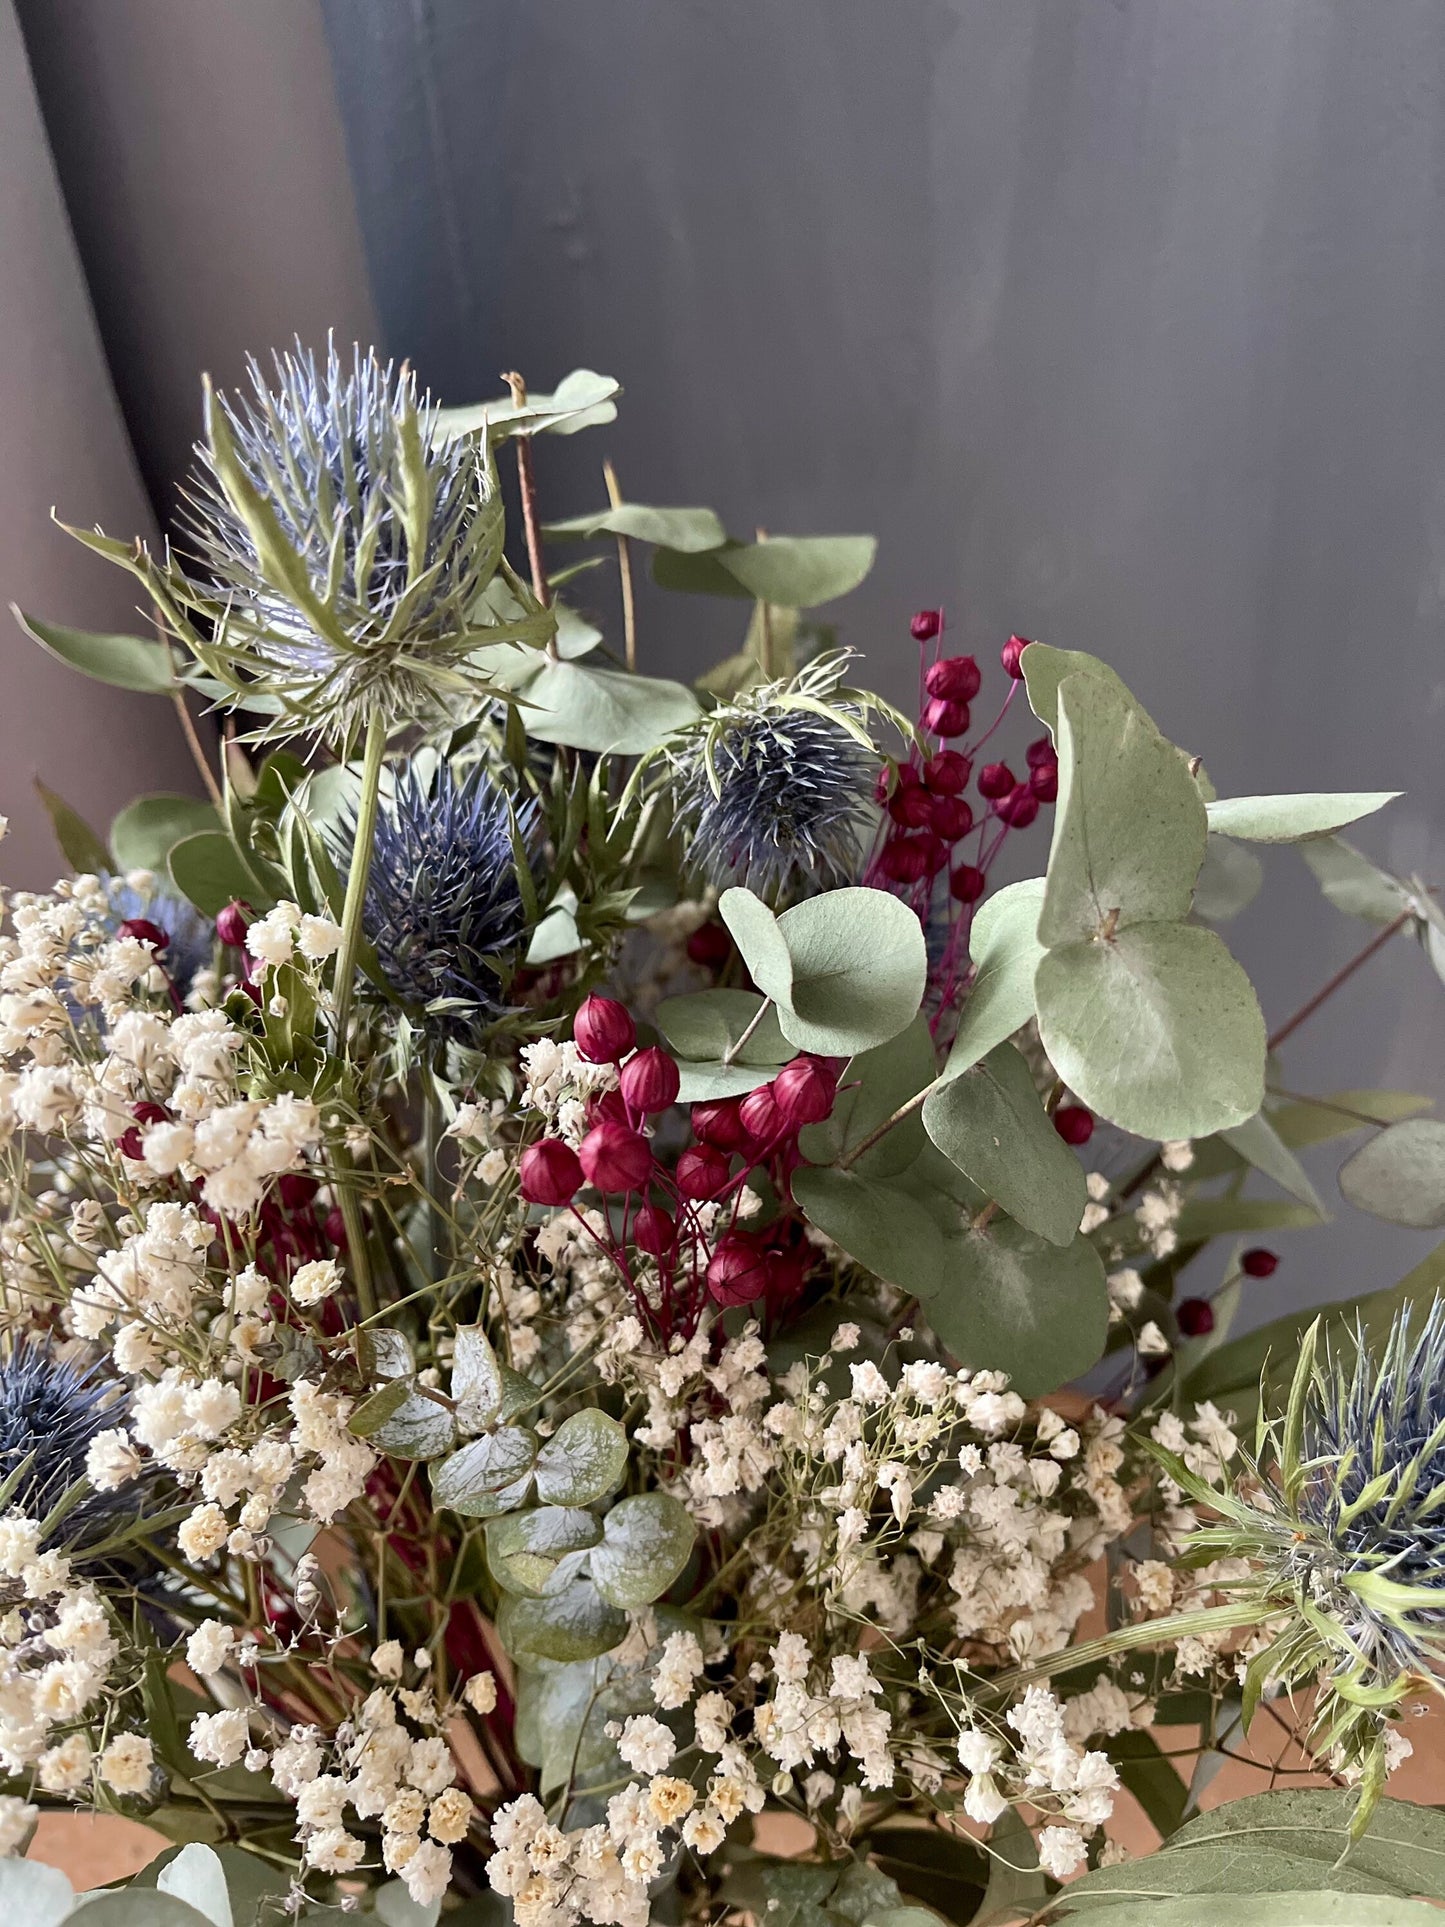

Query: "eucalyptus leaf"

xmin=516 ymin=659 xmax=701 ymax=753
xmin=1020 ymin=640 xmax=1146 ymax=735
xmin=651 ymin=546 xmax=752 ymax=598
xmin=799 ymin=1015 xmax=937 ymax=1178
xmin=942 ymin=877 xmax=1046 ymax=1078
xmin=1269 ymin=1090 xmax=1433 ymax=1153
xmin=720 ymin=534 xmax=877 ymax=607
xmin=792 ymin=1163 xmax=950 ymax=1298
xmin=1036 ymin=922 xmax=1265 ymax=1140
xmin=36 ymin=779 xmax=110 ymax=874
xmin=498 ymin=1572 xmax=628 ymax=1663
xmin=1339 ymin=1119 xmax=1445 ymax=1228
xmin=346 ymin=1376 xmax=415 ymax=1438
xmin=488 ymin=1506 xmax=603 ymax=1596
xmin=1051 ymin=1896 xmax=1445 ymax=1924
xmin=452 ymin=1325 xmax=504 ymax=1428
xmin=673 ymin=1060 xmax=778 ymax=1101
xmin=918 ymin=1215 xmax=1108 ymax=1395
xmin=367 ymin=1391 xmax=457 ymax=1461
xmin=770 ymin=887 xmax=928 ymax=1055
xmin=978 ymin=1803 xmax=1047 ymax=1921
xmin=155 ymin=1845 xmax=232 ymax=1927
xmin=1301 ymin=838 xmax=1412 ymax=925
xmin=70 ymin=1898 xmax=217 ymax=1926
xmin=431 ymin=1427 xmax=539 ymax=1515
xmin=436 ymin=369 xmax=620 ymax=441
xmin=526 ymin=903 xmax=582 ymax=965
xmin=654 ymin=989 xmax=791 ymax=1067
xmin=545 ymin=504 xmax=728 ymax=551
xmin=923 ymin=1042 xmax=1086 ymax=1245
xmin=533 ymin=1408 xmax=628 ymax=1506
xmin=590 ymin=1491 xmax=697 ymax=1608
xmin=14 ymin=607 xmax=179 ymax=693
xmin=374 ymin=1881 xmax=444 ymax=1927
xmin=1206 ymin=792 xmax=1400 ymax=844
xmin=1194 ymin=834 xmax=1265 ymax=923
xmin=1221 ymin=1112 xmax=1327 ymax=1213
xmin=111 ymin=794 xmax=220 ymax=874
xmin=169 ymin=831 xmax=268 ymax=917
xmin=1040 ymin=673 xmax=1206 ymax=946
xmin=0 ymin=1860 xmax=73 ymax=1927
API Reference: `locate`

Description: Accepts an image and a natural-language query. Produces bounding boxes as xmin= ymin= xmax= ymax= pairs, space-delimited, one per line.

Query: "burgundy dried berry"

xmin=116 ymin=1127 xmax=145 ymax=1161
xmin=999 ymin=784 xmax=1040 ymax=829
xmin=620 ymin=1047 xmax=680 ymax=1114
xmin=117 ymin=917 xmax=168 ymax=953
xmin=578 ymin=1122 xmax=653 ymax=1193
xmin=924 ymin=655 xmax=983 ymax=704
xmin=1241 ymin=1247 xmax=1279 ymax=1278
xmin=888 ymin=783 xmax=934 ymax=830
xmin=1029 ymin=759 xmax=1059 ymax=803
xmin=573 ymin=994 xmax=636 ymax=1065
xmin=691 ymin=1098 xmax=748 ymax=1151
xmin=1176 ymin=1297 xmax=1215 ymax=1338
xmin=977 ymin=762 xmax=1015 ymax=800
xmin=739 ymin=1085 xmax=783 ymax=1144
xmin=1053 ymin=1104 xmax=1094 ymax=1146
xmin=706 ymin=1234 xmax=770 ymax=1307
xmin=923 ymin=750 xmax=971 ymax=795
xmin=764 ymin=1245 xmax=807 ymax=1301
xmin=949 ymin=864 xmax=986 ymax=904
xmin=676 ymin=1143 xmax=730 ymax=1200
xmin=922 ymin=696 xmax=970 ymax=738
xmin=633 ymin=1204 xmax=676 ymax=1257
xmin=772 ymin=1055 xmax=837 ymax=1128
xmin=277 ymin=1171 xmax=319 ymax=1209
xmin=910 ymin=609 xmax=942 ymax=641
xmin=324 ymin=1207 xmax=348 ymax=1248
xmin=686 ymin=922 xmax=732 ymax=968
xmin=132 ymin=1100 xmax=168 ymax=1127
xmin=519 ymin=1138 xmax=585 ymax=1206
xmin=1001 ymin=633 xmax=1032 ymax=678
xmin=1025 ymin=735 xmax=1055 ymax=769
xmin=879 ymin=836 xmax=934 ymax=885
xmin=929 ymin=795 xmax=974 ymax=841
xmin=215 ymin=901 xmax=250 ymax=948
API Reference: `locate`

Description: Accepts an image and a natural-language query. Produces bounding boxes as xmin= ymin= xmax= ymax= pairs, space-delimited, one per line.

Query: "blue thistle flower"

xmin=666 ymin=659 xmax=879 ymax=904
xmin=357 ymin=761 xmax=534 ymax=1043
xmin=102 ymin=874 xmax=213 ymax=999
xmin=178 ymin=341 xmax=510 ymax=742
xmin=0 ymin=1342 xmax=138 ymax=1549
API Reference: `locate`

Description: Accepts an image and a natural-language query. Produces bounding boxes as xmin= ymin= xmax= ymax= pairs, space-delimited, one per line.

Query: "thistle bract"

xmin=0 ymin=1342 xmax=133 ymax=1548
xmin=102 ymin=874 xmax=212 ymax=999
xmin=177 ymin=342 xmax=518 ymax=743
xmin=665 ymin=656 xmax=879 ymax=903
xmin=358 ymin=760 xmax=533 ymax=1043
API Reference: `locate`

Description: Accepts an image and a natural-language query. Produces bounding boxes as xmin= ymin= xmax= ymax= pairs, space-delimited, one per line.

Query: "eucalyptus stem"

xmin=332 ymin=712 xmax=388 ymax=1320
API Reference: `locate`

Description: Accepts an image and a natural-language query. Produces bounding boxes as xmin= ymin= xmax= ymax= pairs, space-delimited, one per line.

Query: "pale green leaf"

xmin=653 ymin=989 xmax=791 ymax=1067
xmin=516 ymin=659 xmax=701 ymax=753
xmin=374 ymin=1879 xmax=444 ymax=1927
xmin=1301 ymin=838 xmax=1412 ymax=925
xmin=772 ymin=887 xmax=928 ymax=1055
xmin=1270 ymin=1090 xmax=1434 ymax=1152
xmin=1052 ymin=1895 xmax=1445 ymax=1923
xmin=545 ymin=504 xmax=727 ymax=551
xmin=651 ymin=545 xmax=752 ymax=598
xmin=1040 ymin=673 xmax=1206 ymax=946
xmin=533 ymin=1408 xmax=628 ymax=1506
xmin=1206 ymin=792 xmax=1400 ymax=843
xmin=431 ymin=1427 xmax=538 ymax=1516
xmin=919 ymin=1215 xmax=1108 ymax=1395
xmin=168 ymin=831 xmax=268 ymax=917
xmin=155 ymin=1845 xmax=232 ymax=1927
xmin=1339 ymin=1119 xmax=1445 ymax=1228
xmin=526 ymin=903 xmax=581 ymax=965
xmin=1221 ymin=1113 xmax=1327 ymax=1213
xmin=36 ymin=779 xmax=110 ymax=875
xmin=720 ymin=535 xmax=877 ymax=607
xmin=1194 ymin=834 xmax=1265 ymax=923
xmin=923 ymin=1042 xmax=1086 ymax=1245
xmin=1036 ymin=922 xmax=1265 ymax=1140
xmin=436 ymin=369 xmax=620 ymax=441
xmin=0 ymin=1860 xmax=72 ymax=1926
xmin=487 ymin=1506 xmax=602 ymax=1597
xmin=498 ymin=1573 xmax=628 ymax=1663
xmin=719 ymin=888 xmax=795 ymax=1005
xmin=799 ymin=1014 xmax=937 ymax=1178
xmin=70 ymin=1897 xmax=216 ymax=1925
xmin=368 ymin=1391 xmax=457 ymax=1462
xmin=792 ymin=1163 xmax=950 ymax=1297
xmin=14 ymin=607 xmax=179 ymax=693
xmin=1020 ymin=640 xmax=1148 ymax=735
xmin=942 ymin=877 xmax=1046 ymax=1078
xmin=673 ymin=1060 xmax=778 ymax=1101
xmin=590 ymin=1491 xmax=697 ymax=1608
xmin=451 ymin=1325 xmax=504 ymax=1428
xmin=111 ymin=794 xmax=220 ymax=874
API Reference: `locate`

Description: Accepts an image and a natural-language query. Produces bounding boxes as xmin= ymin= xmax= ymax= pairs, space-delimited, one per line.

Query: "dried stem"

xmin=502 ymin=371 xmax=551 ymax=625
xmin=603 ymin=459 xmax=637 ymax=672
xmin=1267 ymin=910 xmax=1411 ymax=1050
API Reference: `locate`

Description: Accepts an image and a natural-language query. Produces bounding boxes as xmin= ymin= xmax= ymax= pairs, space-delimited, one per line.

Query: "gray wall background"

xmin=8 ymin=0 xmax=1445 ymax=1315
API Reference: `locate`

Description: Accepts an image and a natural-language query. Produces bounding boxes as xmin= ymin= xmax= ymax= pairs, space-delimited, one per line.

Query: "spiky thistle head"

xmin=662 ymin=654 xmax=884 ymax=905
xmin=1151 ymin=1301 xmax=1445 ymax=1821
xmin=0 ymin=1341 xmax=138 ymax=1550
xmin=173 ymin=342 xmax=532 ymax=745
xmin=356 ymin=759 xmax=535 ymax=1044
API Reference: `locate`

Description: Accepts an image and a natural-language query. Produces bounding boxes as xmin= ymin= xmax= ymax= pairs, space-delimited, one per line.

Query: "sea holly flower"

xmin=0 ymin=1343 xmax=141 ymax=1551
xmin=354 ymin=760 xmax=535 ymax=1044
xmin=164 ymin=342 xmax=541 ymax=743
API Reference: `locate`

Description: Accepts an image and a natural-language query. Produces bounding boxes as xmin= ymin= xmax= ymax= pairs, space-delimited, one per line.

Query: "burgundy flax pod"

xmin=739 ymin=1084 xmax=783 ymax=1145
xmin=324 ymin=1206 xmax=348 ymax=1249
xmin=676 ymin=1143 xmax=730 ymax=1200
xmin=765 ymin=1245 xmax=807 ymax=1301
xmin=922 ymin=696 xmax=971 ymax=738
xmin=924 ymin=654 xmax=982 ymax=704
xmin=215 ymin=901 xmax=250 ymax=948
xmin=578 ymin=1122 xmax=654 ymax=1194
xmin=1176 ymin=1297 xmax=1215 ymax=1338
xmin=116 ymin=1127 xmax=145 ymax=1161
xmin=686 ymin=922 xmax=732 ymax=968
xmin=772 ymin=1055 xmax=837 ymax=1128
xmin=977 ymin=761 xmax=1016 ymax=801
xmin=591 ymin=1088 xmax=629 ymax=1128
xmin=1029 ymin=758 xmax=1059 ymax=803
xmin=1053 ymin=1104 xmax=1094 ymax=1147
xmin=707 ymin=1234 xmax=770 ymax=1307
xmin=117 ymin=917 xmax=168 ymax=954
xmin=691 ymin=1097 xmax=748 ymax=1151
xmin=929 ymin=795 xmax=975 ymax=842
xmin=1241 ymin=1247 xmax=1279 ymax=1278
xmin=999 ymin=785 xmax=1040 ymax=829
xmin=633 ymin=1203 xmax=676 ymax=1257
xmin=276 ymin=1172 xmax=319 ymax=1210
xmin=573 ymin=994 xmax=636 ymax=1065
xmin=1025 ymin=735 xmax=1056 ymax=770
xmin=923 ymin=749 xmax=971 ymax=795
xmin=879 ymin=836 xmax=934 ymax=885
xmin=132 ymin=1100 xmax=168 ymax=1128
xmin=620 ymin=1047 xmax=681 ymax=1114
xmin=889 ymin=783 xmax=935 ymax=830
xmin=1001 ymin=633 xmax=1032 ymax=678
xmin=950 ymin=864 xmax=986 ymax=904
xmin=909 ymin=609 xmax=942 ymax=641
xmin=519 ymin=1138 xmax=585 ymax=1206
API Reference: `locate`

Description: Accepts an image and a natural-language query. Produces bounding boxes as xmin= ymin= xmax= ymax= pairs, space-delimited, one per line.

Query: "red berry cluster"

xmin=518 ymin=994 xmax=839 ymax=1333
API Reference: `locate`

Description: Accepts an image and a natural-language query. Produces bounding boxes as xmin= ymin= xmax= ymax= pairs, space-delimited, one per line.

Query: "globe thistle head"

xmin=0 ymin=1341 xmax=137 ymax=1550
xmin=177 ymin=341 xmax=517 ymax=744
xmin=101 ymin=874 xmax=212 ymax=999
xmin=357 ymin=760 xmax=535 ymax=1044
xmin=664 ymin=656 xmax=882 ymax=904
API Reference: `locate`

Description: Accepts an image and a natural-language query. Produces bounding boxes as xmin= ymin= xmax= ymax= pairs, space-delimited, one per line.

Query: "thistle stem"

xmin=331 ymin=712 xmax=388 ymax=1320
